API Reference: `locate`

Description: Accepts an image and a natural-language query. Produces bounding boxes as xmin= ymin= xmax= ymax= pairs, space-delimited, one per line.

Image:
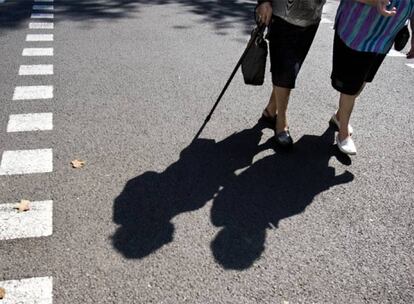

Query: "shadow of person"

xmin=112 ymin=122 xmax=269 ymax=259
xmin=210 ymin=127 xmax=354 ymax=270
xmin=112 ymin=122 xmax=353 ymax=263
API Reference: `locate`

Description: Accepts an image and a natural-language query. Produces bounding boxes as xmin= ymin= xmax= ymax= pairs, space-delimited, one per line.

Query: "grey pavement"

xmin=0 ymin=0 xmax=413 ymax=303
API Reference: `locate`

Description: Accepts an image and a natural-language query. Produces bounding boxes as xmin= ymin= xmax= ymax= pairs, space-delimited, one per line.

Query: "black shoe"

xmin=275 ymin=130 xmax=293 ymax=148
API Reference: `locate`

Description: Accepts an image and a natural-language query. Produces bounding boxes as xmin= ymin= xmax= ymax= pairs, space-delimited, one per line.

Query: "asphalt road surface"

xmin=0 ymin=0 xmax=413 ymax=303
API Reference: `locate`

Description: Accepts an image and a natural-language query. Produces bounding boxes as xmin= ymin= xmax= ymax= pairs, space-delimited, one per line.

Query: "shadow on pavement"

xmin=112 ymin=122 xmax=354 ymax=270
xmin=0 ymin=0 xmax=255 ymax=33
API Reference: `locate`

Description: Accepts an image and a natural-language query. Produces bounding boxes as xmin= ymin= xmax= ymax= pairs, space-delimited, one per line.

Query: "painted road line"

xmin=29 ymin=22 xmax=54 ymax=29
xmin=0 ymin=149 xmax=53 ymax=175
xmin=0 ymin=201 xmax=53 ymax=240
xmin=0 ymin=277 xmax=53 ymax=303
xmin=26 ymin=34 xmax=53 ymax=42
xmin=321 ymin=18 xmax=333 ymax=24
xmin=19 ymin=64 xmax=53 ymax=75
xmin=33 ymin=4 xmax=54 ymax=10
xmin=387 ymin=49 xmax=406 ymax=57
xmin=22 ymin=47 xmax=53 ymax=56
xmin=31 ymin=13 xmax=54 ymax=19
xmin=7 ymin=113 xmax=53 ymax=132
xmin=13 ymin=85 xmax=53 ymax=100
xmin=407 ymin=63 xmax=414 ymax=68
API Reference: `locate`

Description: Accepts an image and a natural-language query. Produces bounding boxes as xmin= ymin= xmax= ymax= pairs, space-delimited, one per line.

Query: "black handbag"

xmin=241 ymin=26 xmax=268 ymax=86
xmin=394 ymin=25 xmax=410 ymax=51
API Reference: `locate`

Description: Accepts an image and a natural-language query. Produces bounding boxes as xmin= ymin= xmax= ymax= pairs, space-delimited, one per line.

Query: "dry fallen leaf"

xmin=15 ymin=200 xmax=30 ymax=212
xmin=0 ymin=287 xmax=5 ymax=299
xmin=71 ymin=160 xmax=85 ymax=169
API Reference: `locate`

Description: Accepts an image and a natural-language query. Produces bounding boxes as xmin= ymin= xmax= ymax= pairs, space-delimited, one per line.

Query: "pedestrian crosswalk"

xmin=19 ymin=64 xmax=54 ymax=75
xmin=7 ymin=113 xmax=53 ymax=132
xmin=0 ymin=149 xmax=53 ymax=175
xmin=29 ymin=22 xmax=54 ymax=29
xmin=22 ymin=47 xmax=54 ymax=56
xmin=26 ymin=33 xmax=54 ymax=41
xmin=0 ymin=200 xmax=53 ymax=240
xmin=31 ymin=13 xmax=54 ymax=19
xmin=0 ymin=0 xmax=56 ymax=301
xmin=13 ymin=85 xmax=54 ymax=100
xmin=33 ymin=4 xmax=54 ymax=10
xmin=0 ymin=277 xmax=53 ymax=304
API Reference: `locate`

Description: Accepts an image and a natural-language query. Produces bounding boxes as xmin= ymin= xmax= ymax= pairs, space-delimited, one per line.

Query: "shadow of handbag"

xmin=241 ymin=26 xmax=268 ymax=86
xmin=394 ymin=24 xmax=410 ymax=51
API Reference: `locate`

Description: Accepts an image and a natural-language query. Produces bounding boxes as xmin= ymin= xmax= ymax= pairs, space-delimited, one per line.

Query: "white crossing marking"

xmin=0 ymin=277 xmax=53 ymax=303
xmin=22 ymin=47 xmax=53 ymax=56
xmin=29 ymin=22 xmax=54 ymax=29
xmin=19 ymin=64 xmax=53 ymax=75
xmin=31 ymin=13 xmax=54 ymax=19
xmin=0 ymin=149 xmax=53 ymax=175
xmin=7 ymin=113 xmax=53 ymax=132
xmin=0 ymin=201 xmax=53 ymax=240
xmin=13 ymin=85 xmax=53 ymax=100
xmin=26 ymin=34 xmax=53 ymax=41
xmin=387 ymin=49 xmax=406 ymax=57
xmin=321 ymin=18 xmax=333 ymax=24
xmin=406 ymin=63 xmax=414 ymax=68
xmin=33 ymin=4 xmax=54 ymax=10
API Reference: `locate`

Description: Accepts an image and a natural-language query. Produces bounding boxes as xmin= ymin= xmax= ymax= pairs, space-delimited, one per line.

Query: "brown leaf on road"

xmin=71 ymin=160 xmax=85 ymax=169
xmin=0 ymin=286 xmax=5 ymax=299
xmin=15 ymin=200 xmax=30 ymax=212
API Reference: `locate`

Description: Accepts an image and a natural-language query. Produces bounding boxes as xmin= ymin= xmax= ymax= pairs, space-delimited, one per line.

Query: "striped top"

xmin=335 ymin=0 xmax=414 ymax=54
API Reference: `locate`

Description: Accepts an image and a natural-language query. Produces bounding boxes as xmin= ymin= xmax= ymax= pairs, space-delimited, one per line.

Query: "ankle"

xmin=276 ymin=122 xmax=288 ymax=133
xmin=338 ymin=132 xmax=350 ymax=141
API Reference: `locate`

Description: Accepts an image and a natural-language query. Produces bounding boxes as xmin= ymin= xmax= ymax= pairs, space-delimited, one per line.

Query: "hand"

xmin=256 ymin=2 xmax=273 ymax=26
xmin=377 ymin=0 xmax=397 ymax=17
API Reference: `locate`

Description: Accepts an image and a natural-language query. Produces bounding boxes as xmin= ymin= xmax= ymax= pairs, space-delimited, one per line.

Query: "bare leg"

xmin=263 ymin=86 xmax=277 ymax=118
xmin=274 ymin=86 xmax=291 ymax=133
xmin=335 ymin=83 xmax=365 ymax=139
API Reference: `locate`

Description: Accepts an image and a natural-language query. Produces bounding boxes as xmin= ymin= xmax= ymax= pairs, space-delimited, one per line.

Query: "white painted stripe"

xmin=7 ymin=113 xmax=53 ymax=132
xmin=321 ymin=18 xmax=333 ymax=24
xmin=0 ymin=149 xmax=53 ymax=175
xmin=33 ymin=4 xmax=54 ymax=10
xmin=0 ymin=277 xmax=53 ymax=303
xmin=406 ymin=63 xmax=414 ymax=68
xmin=0 ymin=201 xmax=53 ymax=240
xmin=387 ymin=49 xmax=406 ymax=57
xmin=22 ymin=48 xmax=53 ymax=56
xmin=29 ymin=22 xmax=54 ymax=29
xmin=13 ymin=86 xmax=53 ymax=100
xmin=26 ymin=34 xmax=53 ymax=41
xmin=31 ymin=13 xmax=54 ymax=19
xmin=19 ymin=64 xmax=53 ymax=75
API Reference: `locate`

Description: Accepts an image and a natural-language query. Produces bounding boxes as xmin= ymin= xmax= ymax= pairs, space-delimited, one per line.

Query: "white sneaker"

xmin=336 ymin=135 xmax=357 ymax=155
xmin=330 ymin=114 xmax=353 ymax=135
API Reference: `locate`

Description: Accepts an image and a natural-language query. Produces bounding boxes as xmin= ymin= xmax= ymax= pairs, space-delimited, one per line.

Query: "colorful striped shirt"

xmin=335 ymin=0 xmax=414 ymax=54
